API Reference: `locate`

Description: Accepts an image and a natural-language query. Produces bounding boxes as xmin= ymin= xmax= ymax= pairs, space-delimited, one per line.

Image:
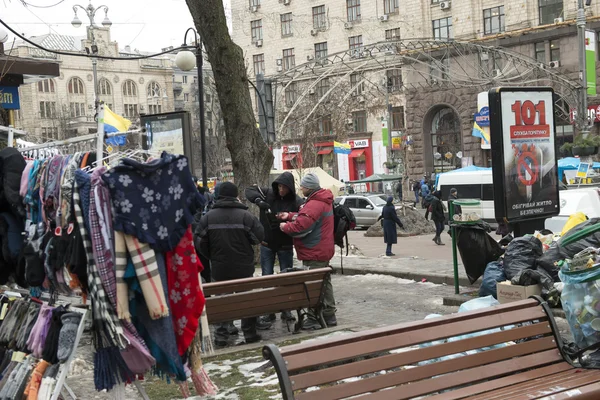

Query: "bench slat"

xmin=291 ymin=321 xmax=552 ymax=390
xmin=526 ymin=381 xmax=600 ymax=400
xmin=425 ymin=362 xmax=575 ymax=400
xmin=469 ymin=369 xmax=600 ymax=400
xmin=204 ymin=268 xmax=331 ymax=296
xmin=285 ymin=307 xmax=548 ymax=371
xmin=294 ymin=338 xmax=559 ymax=400
xmin=206 ymin=281 xmax=323 ymax=307
xmin=281 ymin=298 xmax=540 ymax=357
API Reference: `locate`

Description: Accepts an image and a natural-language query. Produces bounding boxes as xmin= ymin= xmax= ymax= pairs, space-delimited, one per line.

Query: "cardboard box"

xmin=496 ymin=281 xmax=542 ymax=304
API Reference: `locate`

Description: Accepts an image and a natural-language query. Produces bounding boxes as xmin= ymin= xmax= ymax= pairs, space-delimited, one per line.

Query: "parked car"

xmin=335 ymin=194 xmax=392 ymax=227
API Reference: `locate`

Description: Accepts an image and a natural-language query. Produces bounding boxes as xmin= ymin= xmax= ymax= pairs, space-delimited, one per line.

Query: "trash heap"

xmin=365 ymin=205 xmax=436 ymax=238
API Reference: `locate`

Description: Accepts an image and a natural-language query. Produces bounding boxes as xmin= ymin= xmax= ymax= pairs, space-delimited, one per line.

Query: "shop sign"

xmin=391 ymin=137 xmax=401 ymax=149
xmin=569 ymin=105 xmax=600 ymax=124
xmin=0 ymin=86 xmax=19 ymax=110
xmin=350 ymin=139 xmax=369 ymax=149
xmin=489 ymin=87 xmax=559 ymax=223
xmin=474 ymin=106 xmax=490 ymax=127
xmin=283 ymin=145 xmax=301 ymax=153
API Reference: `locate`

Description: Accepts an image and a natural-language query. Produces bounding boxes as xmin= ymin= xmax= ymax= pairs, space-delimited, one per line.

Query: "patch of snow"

xmin=203 ymin=363 xmax=232 ymax=373
xmin=220 ymin=372 xmax=231 ymax=378
xmin=269 ymin=395 xmax=282 ymax=400
xmin=389 ymin=345 xmax=419 ymax=354
xmin=238 ymin=361 xmax=267 ymax=375
xmin=341 ymin=376 xmax=362 ymax=383
xmin=300 ymin=330 xmax=353 ymax=344
xmin=306 ymin=387 xmax=320 ymax=392
xmin=249 ymin=375 xmax=279 ymax=387
xmin=347 ymin=274 xmax=416 ymax=284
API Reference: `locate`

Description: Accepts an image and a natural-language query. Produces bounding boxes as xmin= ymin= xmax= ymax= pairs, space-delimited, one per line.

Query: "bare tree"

xmin=185 ymin=0 xmax=273 ymax=194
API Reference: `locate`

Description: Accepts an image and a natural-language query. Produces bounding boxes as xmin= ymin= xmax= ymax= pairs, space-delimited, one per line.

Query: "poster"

xmin=490 ymin=87 xmax=559 ymax=222
xmin=587 ymin=30 xmax=597 ymax=96
xmin=475 ymin=92 xmax=491 ymax=149
xmin=577 ymin=163 xmax=590 ymax=179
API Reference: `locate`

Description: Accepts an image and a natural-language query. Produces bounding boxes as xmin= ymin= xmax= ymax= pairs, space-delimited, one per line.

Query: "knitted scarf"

xmin=165 ymin=227 xmax=205 ymax=355
xmin=101 ymin=152 xmax=203 ymax=252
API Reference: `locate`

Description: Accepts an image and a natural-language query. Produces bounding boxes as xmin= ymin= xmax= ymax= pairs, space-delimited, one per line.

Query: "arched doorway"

xmin=426 ymin=106 xmax=463 ymax=174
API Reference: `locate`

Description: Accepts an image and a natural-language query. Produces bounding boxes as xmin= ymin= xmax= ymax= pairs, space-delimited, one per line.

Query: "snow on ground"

xmin=346 ymin=274 xmax=425 ymax=285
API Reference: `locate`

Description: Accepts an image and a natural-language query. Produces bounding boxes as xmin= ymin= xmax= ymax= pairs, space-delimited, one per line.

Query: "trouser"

xmin=435 ymin=220 xmax=445 ymax=236
xmin=199 ymin=253 xmax=212 ymax=283
xmin=260 ymin=246 xmax=294 ymax=276
xmin=212 ymin=277 xmax=257 ymax=342
xmin=414 ymin=191 xmax=419 ymax=204
xmin=386 ymin=243 xmax=393 ymax=255
xmin=302 ymin=260 xmax=336 ymax=318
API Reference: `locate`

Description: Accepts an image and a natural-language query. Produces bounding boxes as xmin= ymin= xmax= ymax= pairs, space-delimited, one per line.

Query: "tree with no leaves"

xmin=185 ymin=0 xmax=273 ymax=194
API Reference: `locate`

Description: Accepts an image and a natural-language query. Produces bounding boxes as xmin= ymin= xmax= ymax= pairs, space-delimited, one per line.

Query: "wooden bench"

xmin=204 ymin=267 xmax=333 ymax=332
xmin=263 ymin=297 xmax=600 ymax=399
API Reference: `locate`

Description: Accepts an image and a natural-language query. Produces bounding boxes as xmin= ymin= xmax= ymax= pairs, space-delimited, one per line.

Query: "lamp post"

xmin=176 ymin=28 xmax=206 ymax=188
xmin=577 ymin=0 xmax=593 ymax=134
xmin=71 ymin=1 xmax=112 ymax=104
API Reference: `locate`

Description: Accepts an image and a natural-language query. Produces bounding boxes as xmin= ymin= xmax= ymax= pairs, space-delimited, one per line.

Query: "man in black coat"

xmin=195 ymin=182 xmax=265 ymax=347
xmin=246 ymin=172 xmax=304 ymax=323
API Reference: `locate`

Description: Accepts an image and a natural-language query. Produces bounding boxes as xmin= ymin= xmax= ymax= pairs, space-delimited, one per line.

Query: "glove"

xmin=256 ymin=200 xmax=270 ymax=210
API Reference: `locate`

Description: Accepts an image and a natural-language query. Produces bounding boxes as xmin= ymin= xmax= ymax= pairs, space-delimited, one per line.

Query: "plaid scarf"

xmin=73 ymin=177 xmax=125 ymax=348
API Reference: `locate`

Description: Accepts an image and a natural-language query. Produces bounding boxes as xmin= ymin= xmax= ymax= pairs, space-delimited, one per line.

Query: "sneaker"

xmin=265 ymin=314 xmax=276 ymax=321
xmin=244 ymin=334 xmax=262 ymax=344
xmin=281 ymin=311 xmax=296 ymax=322
xmin=386 ymin=253 xmax=395 ymax=256
xmin=301 ymin=318 xmax=323 ymax=331
xmin=256 ymin=318 xmax=273 ymax=330
xmin=324 ymin=314 xmax=337 ymax=327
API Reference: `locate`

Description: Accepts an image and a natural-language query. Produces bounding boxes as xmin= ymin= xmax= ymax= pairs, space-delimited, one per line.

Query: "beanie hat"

xmin=219 ymin=182 xmax=238 ymax=198
xmin=387 ymin=196 xmax=394 ymax=203
xmin=300 ymin=173 xmax=320 ymax=190
xmin=450 ymin=188 xmax=458 ymax=194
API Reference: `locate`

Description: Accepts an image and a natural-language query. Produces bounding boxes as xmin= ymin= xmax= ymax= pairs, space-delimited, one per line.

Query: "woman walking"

xmin=378 ymin=196 xmax=404 ymax=256
xmin=430 ymin=190 xmax=447 ymax=245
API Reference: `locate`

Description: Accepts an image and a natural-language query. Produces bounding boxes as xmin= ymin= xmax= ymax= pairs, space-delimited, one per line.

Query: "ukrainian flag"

xmin=471 ymin=122 xmax=490 ymax=145
xmin=333 ymin=141 xmax=351 ymax=155
xmin=103 ymin=105 xmax=131 ymax=146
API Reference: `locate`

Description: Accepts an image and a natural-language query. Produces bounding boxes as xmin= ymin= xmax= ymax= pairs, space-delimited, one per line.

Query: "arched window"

xmin=98 ymin=79 xmax=112 ymax=95
xmin=429 ymin=107 xmax=462 ymax=172
xmin=37 ymin=79 xmax=55 ymax=93
xmin=147 ymin=81 xmax=161 ymax=98
xmin=68 ymin=77 xmax=85 ymax=95
xmin=122 ymin=80 xmax=137 ymax=96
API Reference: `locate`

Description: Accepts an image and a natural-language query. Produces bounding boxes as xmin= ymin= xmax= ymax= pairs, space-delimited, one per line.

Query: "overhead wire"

xmin=19 ymin=0 xmax=66 ymax=8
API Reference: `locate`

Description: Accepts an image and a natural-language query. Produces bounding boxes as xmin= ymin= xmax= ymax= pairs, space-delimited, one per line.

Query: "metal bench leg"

xmin=294 ymin=308 xmax=305 ymax=333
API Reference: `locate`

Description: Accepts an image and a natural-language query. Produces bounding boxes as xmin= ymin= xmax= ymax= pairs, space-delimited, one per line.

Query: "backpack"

xmin=333 ymin=203 xmax=356 ymax=274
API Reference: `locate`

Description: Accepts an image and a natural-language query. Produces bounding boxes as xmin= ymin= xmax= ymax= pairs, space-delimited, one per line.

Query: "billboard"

xmin=489 ymin=87 xmax=559 ymax=223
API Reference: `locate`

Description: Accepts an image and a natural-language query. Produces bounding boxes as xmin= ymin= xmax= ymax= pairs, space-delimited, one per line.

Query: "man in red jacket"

xmin=278 ymin=172 xmax=337 ymax=330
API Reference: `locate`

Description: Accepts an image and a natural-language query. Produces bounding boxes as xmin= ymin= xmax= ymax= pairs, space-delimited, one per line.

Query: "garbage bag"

xmin=453 ymin=222 xmax=504 ymax=284
xmin=559 ymin=264 xmax=600 ymax=348
xmin=503 ymin=236 xmax=543 ymax=280
xmin=511 ymin=268 xmax=554 ymax=291
xmin=479 ymin=262 xmax=506 ymax=299
xmin=537 ymin=218 xmax=600 ymax=282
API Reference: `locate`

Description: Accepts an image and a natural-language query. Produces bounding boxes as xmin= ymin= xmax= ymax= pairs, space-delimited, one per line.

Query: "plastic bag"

xmin=511 ymin=268 xmax=554 ymax=291
xmin=479 ymin=262 xmax=506 ymax=299
xmin=503 ymin=236 xmax=543 ymax=280
xmin=453 ymin=222 xmax=504 ymax=284
xmin=538 ymin=219 xmax=600 ymax=282
xmin=458 ymin=295 xmax=500 ymax=312
xmin=559 ymin=264 xmax=600 ymax=348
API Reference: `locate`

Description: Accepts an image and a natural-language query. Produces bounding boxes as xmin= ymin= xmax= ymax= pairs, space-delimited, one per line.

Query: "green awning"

xmin=347 ymin=174 xmax=402 ymax=184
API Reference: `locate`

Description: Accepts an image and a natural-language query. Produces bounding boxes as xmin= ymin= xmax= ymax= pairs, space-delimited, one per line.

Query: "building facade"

xmin=231 ymin=0 xmax=600 ymax=180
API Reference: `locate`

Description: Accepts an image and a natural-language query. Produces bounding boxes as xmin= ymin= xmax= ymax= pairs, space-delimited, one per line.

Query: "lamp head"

xmin=101 ymin=9 xmax=112 ymax=27
xmin=175 ymin=50 xmax=196 ymax=71
xmin=0 ymin=27 xmax=8 ymax=44
xmin=71 ymin=13 xmax=82 ymax=28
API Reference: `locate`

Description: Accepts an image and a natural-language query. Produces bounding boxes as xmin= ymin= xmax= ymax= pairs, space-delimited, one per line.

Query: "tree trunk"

xmin=185 ymin=0 xmax=273 ymax=195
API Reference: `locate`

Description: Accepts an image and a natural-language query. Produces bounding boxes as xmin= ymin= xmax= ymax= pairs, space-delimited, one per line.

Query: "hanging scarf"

xmin=189 ymin=307 xmax=218 ymax=396
xmin=102 ymin=152 xmax=203 ymax=252
xmin=165 ymin=227 xmax=205 ymax=355
xmin=59 ymin=153 xmax=80 ymax=229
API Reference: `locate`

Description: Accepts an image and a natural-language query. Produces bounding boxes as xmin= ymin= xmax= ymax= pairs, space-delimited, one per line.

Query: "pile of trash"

xmin=365 ymin=205 xmax=436 ymax=238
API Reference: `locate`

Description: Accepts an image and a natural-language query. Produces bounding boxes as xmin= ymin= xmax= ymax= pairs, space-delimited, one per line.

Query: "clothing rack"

xmin=0 ymin=125 xmax=27 ymax=146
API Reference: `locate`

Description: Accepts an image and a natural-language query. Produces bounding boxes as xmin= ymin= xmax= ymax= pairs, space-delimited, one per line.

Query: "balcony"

xmin=173 ymin=82 xmax=183 ymax=93
xmin=174 ymin=100 xmax=185 ymax=111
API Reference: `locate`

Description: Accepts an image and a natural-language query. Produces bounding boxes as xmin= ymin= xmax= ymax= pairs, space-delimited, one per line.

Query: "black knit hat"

xmin=219 ymin=182 xmax=238 ymax=198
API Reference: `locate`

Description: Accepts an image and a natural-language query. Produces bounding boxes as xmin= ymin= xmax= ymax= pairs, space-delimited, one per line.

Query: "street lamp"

xmin=176 ymin=28 xmax=207 ymax=188
xmin=577 ymin=0 xmax=593 ymax=134
xmin=71 ymin=2 xmax=112 ymax=103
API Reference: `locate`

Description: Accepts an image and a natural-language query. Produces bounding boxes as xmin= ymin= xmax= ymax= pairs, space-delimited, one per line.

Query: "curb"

xmin=442 ymin=293 xmax=566 ymax=318
xmin=337 ymin=266 xmax=475 ymax=287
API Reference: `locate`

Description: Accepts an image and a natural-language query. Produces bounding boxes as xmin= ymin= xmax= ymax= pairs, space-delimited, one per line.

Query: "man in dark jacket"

xmin=430 ymin=190 xmax=446 ymax=246
xmin=246 ymin=172 xmax=303 ymax=323
xmin=447 ymin=188 xmax=462 ymax=216
xmin=195 ymin=182 xmax=265 ymax=347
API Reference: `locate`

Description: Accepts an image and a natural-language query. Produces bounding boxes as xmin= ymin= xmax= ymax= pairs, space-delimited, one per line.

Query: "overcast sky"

xmin=2 ymin=0 xmax=231 ymax=53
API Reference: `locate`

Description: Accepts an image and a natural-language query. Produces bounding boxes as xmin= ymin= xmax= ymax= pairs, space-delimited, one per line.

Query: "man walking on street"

xmin=278 ymin=173 xmax=337 ymax=330
xmin=412 ymin=179 xmax=420 ymax=207
xmin=246 ymin=172 xmax=304 ymax=324
xmin=430 ymin=190 xmax=447 ymax=246
xmin=195 ymin=182 xmax=265 ymax=347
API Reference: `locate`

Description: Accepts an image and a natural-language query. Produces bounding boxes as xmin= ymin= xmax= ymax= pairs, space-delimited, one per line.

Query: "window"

xmin=285 ymin=83 xmax=297 ymax=106
xmin=535 ymin=42 xmax=546 ymax=63
xmin=98 ymin=79 xmax=112 ymax=95
xmin=384 ymin=0 xmax=399 ymax=14
xmin=433 ymin=17 xmax=453 ymax=40
xmin=550 ymin=40 xmax=560 ymax=61
xmin=39 ymin=101 xmax=56 ymax=118
xmin=68 ymin=77 xmax=85 ymax=94
xmin=37 ymin=79 xmax=55 ymax=93
xmin=41 ymin=127 xmax=58 ymax=140
xmin=250 ymin=0 xmax=260 ymax=6
xmin=283 ymin=48 xmax=295 ymax=71
xmin=123 ymin=80 xmax=137 ymax=96
xmin=349 ymin=35 xmax=363 ymax=51
xmin=316 ymin=78 xmax=330 ymax=98
xmin=430 ymin=57 xmax=450 ymax=80
xmin=357 ymin=199 xmax=370 ymax=209
xmin=353 ymin=110 xmax=367 ymax=132
xmin=184 ymin=93 xmax=189 ymax=101
xmin=313 ymin=5 xmax=326 ymax=29
xmin=205 ymin=93 xmax=212 ymax=103
xmin=253 ymin=54 xmax=265 ymax=75
xmin=386 ymin=69 xmax=403 ymax=91
xmin=182 ymin=76 xmax=188 ymax=84
xmin=483 ymin=6 xmax=505 ymax=35
xmin=147 ymin=81 xmax=162 ymax=98
xmin=385 ymin=28 xmax=401 ymax=40
xmin=315 ymin=42 xmax=328 ymax=60
xmin=431 ymin=0 xmax=440 ymax=3
xmin=350 ymin=73 xmax=364 ymax=95
xmin=251 ymin=19 xmax=263 ymax=42
xmin=123 ymin=104 xmax=138 ymax=118
xmin=539 ymin=0 xmax=563 ymax=25
xmin=148 ymin=104 xmax=162 ymax=114
xmin=69 ymin=102 xmax=86 ymax=118
xmin=391 ymin=106 xmax=405 ymax=130
xmin=347 ymin=0 xmax=361 ymax=22
xmin=281 ymin=13 xmax=293 ymax=36
xmin=318 ymin=115 xmax=332 ymax=135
